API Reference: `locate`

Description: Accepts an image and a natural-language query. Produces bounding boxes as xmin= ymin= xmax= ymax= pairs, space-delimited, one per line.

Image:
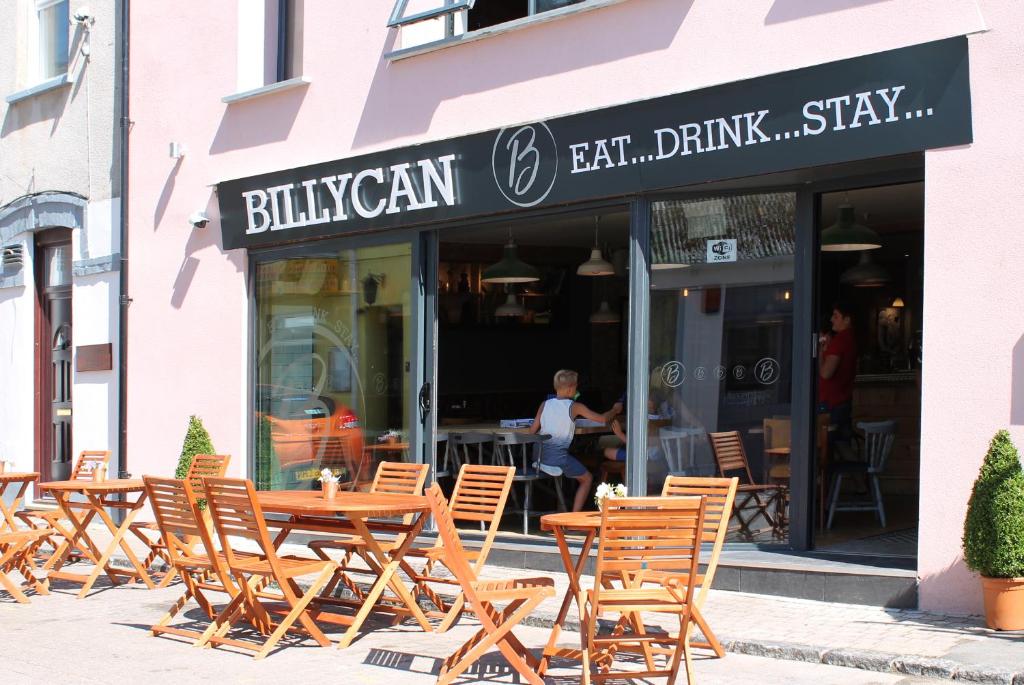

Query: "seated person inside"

xmin=529 ymin=369 xmax=607 ymax=512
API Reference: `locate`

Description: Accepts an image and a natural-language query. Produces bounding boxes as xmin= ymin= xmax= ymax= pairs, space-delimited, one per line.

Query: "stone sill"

xmin=222 ymin=76 xmax=310 ymax=104
xmin=5 ymin=74 xmax=73 ymax=104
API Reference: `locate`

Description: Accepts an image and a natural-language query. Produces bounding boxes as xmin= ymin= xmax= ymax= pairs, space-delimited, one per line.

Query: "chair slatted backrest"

xmin=143 ymin=476 xmax=220 ymax=573
xmin=204 ymin=477 xmax=278 ymax=572
xmin=70 ymin=450 xmax=111 ymax=480
xmin=447 ymin=464 xmax=514 ymax=569
xmin=371 ymin=461 xmax=429 ymax=496
xmin=185 ymin=454 xmax=231 ymax=499
xmin=425 ymin=483 xmax=484 ymax=607
xmin=661 ymin=476 xmax=738 ymax=606
xmin=594 ymin=496 xmax=705 ymax=609
xmin=858 ymin=420 xmax=897 ymax=472
xmin=708 ymin=431 xmax=756 ymax=484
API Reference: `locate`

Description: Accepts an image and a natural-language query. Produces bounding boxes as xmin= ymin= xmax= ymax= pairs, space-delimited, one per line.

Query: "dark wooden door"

xmin=35 ymin=230 xmax=73 ymax=482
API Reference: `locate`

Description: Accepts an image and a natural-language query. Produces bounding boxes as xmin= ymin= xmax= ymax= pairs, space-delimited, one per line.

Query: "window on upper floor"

xmin=235 ymin=0 xmax=303 ymax=94
xmin=387 ymin=0 xmax=595 ymax=57
xmin=34 ymin=0 xmax=70 ymax=82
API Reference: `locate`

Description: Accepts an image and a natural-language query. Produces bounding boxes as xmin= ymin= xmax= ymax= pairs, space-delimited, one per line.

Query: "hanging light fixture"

xmin=840 ymin=251 xmax=890 ymax=287
xmin=577 ymin=216 xmax=615 ymax=277
xmin=589 ymin=300 xmax=621 ymax=324
xmin=891 ymin=296 xmax=905 ymax=308
xmin=821 ymin=205 xmax=882 ymax=251
xmin=495 ymin=287 xmax=526 ymax=317
xmin=482 ymin=228 xmax=540 ymax=283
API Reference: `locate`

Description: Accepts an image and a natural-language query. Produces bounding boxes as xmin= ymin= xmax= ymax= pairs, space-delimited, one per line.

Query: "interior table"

xmin=0 ymin=472 xmax=39 ymax=531
xmin=38 ymin=479 xmax=155 ymax=598
xmin=443 ymin=419 xmax=613 ymax=436
xmin=257 ymin=489 xmax=432 ymax=648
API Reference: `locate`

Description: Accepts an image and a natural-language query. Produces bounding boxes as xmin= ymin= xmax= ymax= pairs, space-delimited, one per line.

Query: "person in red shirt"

xmin=818 ymin=301 xmax=858 ymax=450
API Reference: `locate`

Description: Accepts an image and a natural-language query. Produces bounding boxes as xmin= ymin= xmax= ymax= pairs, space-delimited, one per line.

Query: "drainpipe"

xmin=116 ymin=0 xmax=130 ymax=484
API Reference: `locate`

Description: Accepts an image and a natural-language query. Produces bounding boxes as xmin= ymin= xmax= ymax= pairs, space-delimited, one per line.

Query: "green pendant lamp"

xmin=821 ymin=205 xmax=882 ymax=252
xmin=840 ymin=251 xmax=890 ymax=287
xmin=482 ymin=228 xmax=540 ymax=284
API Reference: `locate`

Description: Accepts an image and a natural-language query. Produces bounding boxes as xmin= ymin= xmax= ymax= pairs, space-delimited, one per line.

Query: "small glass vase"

xmin=322 ymin=480 xmax=339 ymax=499
xmin=92 ymin=465 xmax=107 ymax=483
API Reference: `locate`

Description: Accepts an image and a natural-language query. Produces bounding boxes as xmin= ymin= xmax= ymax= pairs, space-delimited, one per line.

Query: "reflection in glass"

xmin=253 ymin=244 xmax=412 ymax=491
xmin=649 ymin=193 xmax=795 ymax=543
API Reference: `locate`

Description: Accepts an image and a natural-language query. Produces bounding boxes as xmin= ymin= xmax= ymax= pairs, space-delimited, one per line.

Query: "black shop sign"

xmin=218 ymin=37 xmax=971 ymax=250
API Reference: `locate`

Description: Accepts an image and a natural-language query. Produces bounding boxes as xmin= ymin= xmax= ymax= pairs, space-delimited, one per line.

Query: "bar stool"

xmin=447 ymin=431 xmax=494 ymax=466
xmin=826 ymin=420 xmax=897 ymax=529
xmin=492 ymin=432 xmax=558 ymax=535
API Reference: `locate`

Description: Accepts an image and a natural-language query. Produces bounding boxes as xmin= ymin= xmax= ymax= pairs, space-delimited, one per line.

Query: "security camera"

xmin=188 ymin=212 xmax=209 ymax=229
xmin=73 ymin=7 xmax=93 ymax=24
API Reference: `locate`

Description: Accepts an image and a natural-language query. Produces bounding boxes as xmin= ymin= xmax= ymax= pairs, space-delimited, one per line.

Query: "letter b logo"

xmin=492 ymin=123 xmax=558 ymax=208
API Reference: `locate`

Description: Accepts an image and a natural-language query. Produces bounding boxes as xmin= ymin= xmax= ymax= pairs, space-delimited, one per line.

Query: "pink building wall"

xmin=127 ymin=0 xmax=1021 ymax=613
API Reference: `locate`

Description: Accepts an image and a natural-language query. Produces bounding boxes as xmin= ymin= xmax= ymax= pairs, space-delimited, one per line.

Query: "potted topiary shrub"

xmin=962 ymin=430 xmax=1024 ymax=629
xmin=175 ymin=415 xmax=215 ymax=479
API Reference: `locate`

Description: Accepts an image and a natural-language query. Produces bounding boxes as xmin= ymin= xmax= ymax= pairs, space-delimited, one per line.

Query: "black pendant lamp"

xmin=821 ymin=205 xmax=882 ymax=252
xmin=482 ymin=228 xmax=540 ymax=284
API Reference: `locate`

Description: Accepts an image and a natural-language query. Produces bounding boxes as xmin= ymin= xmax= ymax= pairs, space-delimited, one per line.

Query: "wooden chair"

xmin=407 ymin=463 xmax=515 ymax=632
xmin=661 ymin=476 xmax=738 ymax=658
xmin=143 ymin=475 xmax=257 ymax=643
xmin=826 ymin=420 xmax=897 ymax=529
xmin=762 ymin=418 xmax=791 ymax=482
xmin=708 ymin=431 xmax=786 ymax=540
xmin=307 ymin=461 xmax=428 ymax=600
xmin=16 ymin=450 xmax=111 ymax=563
xmin=131 ymin=454 xmax=231 ymax=586
xmin=197 ymin=477 xmax=339 ymax=659
xmin=581 ymin=496 xmax=706 ymax=685
xmin=426 ymin=483 xmax=554 ymax=685
xmin=0 ymin=529 xmax=52 ymax=603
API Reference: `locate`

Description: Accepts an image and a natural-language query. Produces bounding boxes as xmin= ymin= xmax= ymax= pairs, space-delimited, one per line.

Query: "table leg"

xmin=46 ymin=491 xmax=106 ymax=581
xmin=0 ymin=480 xmax=31 ymax=531
xmin=74 ymin=492 xmax=154 ymax=598
xmin=539 ymin=527 xmax=595 ymax=676
xmin=335 ymin=512 xmax=431 ymax=649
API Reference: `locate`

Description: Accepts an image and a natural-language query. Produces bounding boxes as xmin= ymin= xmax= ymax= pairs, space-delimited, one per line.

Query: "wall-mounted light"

xmin=169 ymin=142 xmax=185 ymax=159
xmin=363 ymin=273 xmax=385 ymax=305
xmin=681 ymin=288 xmax=689 ymax=297
xmin=188 ymin=211 xmax=209 ymax=229
xmin=784 ymin=290 xmax=791 ymax=301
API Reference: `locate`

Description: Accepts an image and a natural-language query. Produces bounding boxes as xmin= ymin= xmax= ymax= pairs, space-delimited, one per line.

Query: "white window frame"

xmin=31 ymin=0 xmax=70 ymax=85
xmin=230 ymin=0 xmax=307 ymax=102
xmin=386 ymin=0 xmax=627 ymax=61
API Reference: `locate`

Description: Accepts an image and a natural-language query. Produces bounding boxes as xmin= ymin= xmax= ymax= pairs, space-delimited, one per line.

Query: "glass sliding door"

xmin=252 ymin=240 xmax=416 ymax=490
xmin=648 ymin=192 xmax=796 ymax=543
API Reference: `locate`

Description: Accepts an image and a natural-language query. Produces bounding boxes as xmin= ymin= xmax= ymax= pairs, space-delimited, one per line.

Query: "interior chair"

xmin=580 ymin=496 xmax=706 ymax=685
xmin=433 ymin=431 xmax=462 ymax=483
xmin=492 ymin=432 xmax=561 ymax=534
xmin=425 ymin=483 xmax=555 ymax=685
xmin=815 ymin=412 xmax=831 ymax=529
xmin=826 ymin=420 xmax=897 ymax=529
xmin=143 ymin=475 xmax=257 ymax=643
xmin=0 ymin=528 xmax=52 ymax=603
xmin=708 ymin=431 xmax=786 ymax=540
xmin=307 ymin=461 xmax=428 ymax=601
xmin=447 ymin=431 xmax=494 ymax=467
xmin=407 ymin=463 xmax=514 ymax=632
xmin=661 ymin=475 xmax=738 ymax=658
xmin=130 ymin=454 xmax=231 ymax=587
xmin=661 ymin=426 xmax=703 ymax=477
xmin=197 ymin=477 xmax=340 ymax=659
xmin=16 ymin=449 xmax=112 ymax=564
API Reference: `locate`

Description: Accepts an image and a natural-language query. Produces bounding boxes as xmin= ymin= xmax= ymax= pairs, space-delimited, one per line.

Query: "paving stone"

xmin=821 ymin=647 xmax=899 ymax=672
xmin=893 ymin=655 xmax=960 ymax=679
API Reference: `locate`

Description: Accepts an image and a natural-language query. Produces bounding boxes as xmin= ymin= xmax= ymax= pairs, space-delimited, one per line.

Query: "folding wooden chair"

xmin=143 ymin=475 xmax=258 ymax=643
xmin=661 ymin=476 xmax=738 ymax=658
xmin=131 ymin=454 xmax=231 ymax=586
xmin=581 ymin=496 xmax=706 ymax=685
xmin=197 ymin=477 xmax=339 ymax=659
xmin=426 ymin=483 xmax=554 ymax=685
xmin=17 ymin=450 xmax=111 ymax=564
xmin=0 ymin=529 xmax=52 ymax=603
xmin=307 ymin=461 xmax=428 ymax=600
xmin=708 ymin=431 xmax=786 ymax=540
xmin=407 ymin=463 xmax=514 ymax=631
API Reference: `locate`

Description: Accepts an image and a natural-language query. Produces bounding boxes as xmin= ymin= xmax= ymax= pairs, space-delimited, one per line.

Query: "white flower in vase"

xmin=594 ymin=482 xmax=627 ymax=508
xmin=318 ymin=468 xmax=339 ymax=484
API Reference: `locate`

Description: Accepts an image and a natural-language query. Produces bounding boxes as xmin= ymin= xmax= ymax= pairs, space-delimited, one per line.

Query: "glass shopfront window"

xmin=253 ymin=242 xmax=414 ymax=491
xmin=648 ymin=192 xmax=795 ymax=543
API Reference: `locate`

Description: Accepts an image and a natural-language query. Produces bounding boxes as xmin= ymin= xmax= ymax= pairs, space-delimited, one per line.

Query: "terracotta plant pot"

xmin=981 ymin=576 xmax=1024 ymax=630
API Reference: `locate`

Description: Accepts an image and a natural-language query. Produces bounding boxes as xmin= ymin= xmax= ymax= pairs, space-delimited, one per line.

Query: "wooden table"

xmin=442 ymin=419 xmax=613 ymax=436
xmin=0 ymin=472 xmax=38 ymax=531
xmin=257 ymin=490 xmax=432 ymax=648
xmin=38 ymin=479 xmax=155 ymax=598
xmin=538 ymin=510 xmax=602 ymax=674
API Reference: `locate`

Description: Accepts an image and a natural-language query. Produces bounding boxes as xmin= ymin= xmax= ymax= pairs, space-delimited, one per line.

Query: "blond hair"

xmin=553 ymin=369 xmax=578 ymax=391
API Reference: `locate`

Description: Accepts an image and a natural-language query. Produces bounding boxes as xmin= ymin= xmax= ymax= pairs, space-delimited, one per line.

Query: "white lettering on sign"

xmin=706 ymin=239 xmax=737 ymax=263
xmin=568 ymin=84 xmax=923 ymax=176
xmin=242 ymin=155 xmax=457 ymax=235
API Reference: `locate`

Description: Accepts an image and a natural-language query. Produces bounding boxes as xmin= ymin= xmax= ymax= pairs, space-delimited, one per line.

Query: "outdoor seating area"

xmin=0 ymin=448 xmax=743 ymax=683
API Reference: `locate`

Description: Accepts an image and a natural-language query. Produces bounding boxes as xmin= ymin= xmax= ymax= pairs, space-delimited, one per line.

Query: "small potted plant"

xmin=318 ymin=468 xmax=340 ymax=500
xmin=594 ymin=482 xmax=627 ymax=509
xmin=962 ymin=430 xmax=1024 ymax=629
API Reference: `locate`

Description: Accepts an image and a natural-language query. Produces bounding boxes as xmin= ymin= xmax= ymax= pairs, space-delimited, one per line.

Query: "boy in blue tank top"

xmin=529 ymin=369 xmax=606 ymax=512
